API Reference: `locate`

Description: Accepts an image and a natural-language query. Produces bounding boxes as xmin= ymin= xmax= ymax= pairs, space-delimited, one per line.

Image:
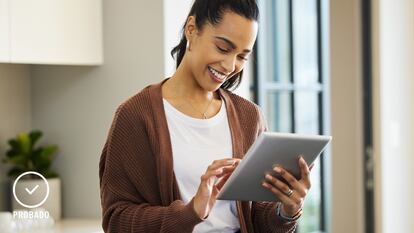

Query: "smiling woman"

xmin=99 ymin=0 xmax=310 ymax=232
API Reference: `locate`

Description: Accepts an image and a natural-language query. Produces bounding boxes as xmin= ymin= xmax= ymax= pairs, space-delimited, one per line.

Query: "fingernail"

xmin=272 ymin=164 xmax=280 ymax=168
xmin=274 ymin=166 xmax=282 ymax=173
xmin=265 ymin=174 xmax=272 ymax=180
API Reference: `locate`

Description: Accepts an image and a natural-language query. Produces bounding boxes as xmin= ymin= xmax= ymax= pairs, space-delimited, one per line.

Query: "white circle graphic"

xmin=12 ymin=171 xmax=50 ymax=209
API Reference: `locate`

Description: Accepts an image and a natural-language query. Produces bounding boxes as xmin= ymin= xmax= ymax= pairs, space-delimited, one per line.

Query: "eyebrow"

xmin=214 ymin=36 xmax=251 ymax=53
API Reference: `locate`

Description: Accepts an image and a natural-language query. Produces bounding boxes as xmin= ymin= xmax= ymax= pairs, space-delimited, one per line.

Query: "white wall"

xmin=30 ymin=0 xmax=165 ymax=218
xmin=329 ymin=0 xmax=364 ymax=232
xmin=372 ymin=0 xmax=414 ymax=232
xmin=163 ymin=0 xmax=192 ymax=77
xmin=0 ymin=64 xmax=31 ymax=211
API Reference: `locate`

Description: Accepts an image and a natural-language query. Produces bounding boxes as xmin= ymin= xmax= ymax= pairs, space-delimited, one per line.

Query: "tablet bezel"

xmin=217 ymin=132 xmax=331 ymax=202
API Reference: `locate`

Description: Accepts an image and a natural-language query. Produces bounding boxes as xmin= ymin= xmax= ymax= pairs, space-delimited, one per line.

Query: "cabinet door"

xmin=10 ymin=0 xmax=102 ymax=65
xmin=0 ymin=0 xmax=9 ymax=62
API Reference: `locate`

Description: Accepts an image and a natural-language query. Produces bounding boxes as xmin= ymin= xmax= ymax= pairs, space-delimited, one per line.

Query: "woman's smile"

xmin=208 ymin=66 xmax=227 ymax=83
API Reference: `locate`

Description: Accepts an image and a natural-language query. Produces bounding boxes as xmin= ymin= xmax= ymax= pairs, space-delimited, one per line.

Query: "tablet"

xmin=217 ymin=132 xmax=332 ymax=202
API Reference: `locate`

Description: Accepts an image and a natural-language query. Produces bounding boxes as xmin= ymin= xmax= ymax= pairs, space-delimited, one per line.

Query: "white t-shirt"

xmin=163 ymin=98 xmax=240 ymax=233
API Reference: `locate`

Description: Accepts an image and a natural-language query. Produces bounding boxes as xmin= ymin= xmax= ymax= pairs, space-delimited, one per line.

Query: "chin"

xmin=203 ymin=83 xmax=221 ymax=92
xmin=193 ymin=75 xmax=220 ymax=93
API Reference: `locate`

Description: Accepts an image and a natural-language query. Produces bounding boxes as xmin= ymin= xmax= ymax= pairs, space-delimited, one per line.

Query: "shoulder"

xmin=115 ymin=85 xmax=154 ymax=121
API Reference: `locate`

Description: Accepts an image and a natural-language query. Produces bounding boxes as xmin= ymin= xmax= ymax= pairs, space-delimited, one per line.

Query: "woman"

xmin=99 ymin=0 xmax=313 ymax=232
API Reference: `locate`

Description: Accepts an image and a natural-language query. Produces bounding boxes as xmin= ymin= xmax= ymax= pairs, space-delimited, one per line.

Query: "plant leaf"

xmin=29 ymin=130 xmax=43 ymax=149
xmin=6 ymin=149 xmax=19 ymax=158
xmin=34 ymin=157 xmax=51 ymax=171
xmin=8 ymin=139 xmax=20 ymax=152
xmin=31 ymin=148 xmax=43 ymax=166
xmin=16 ymin=133 xmax=31 ymax=155
xmin=4 ymin=154 xmax=27 ymax=167
xmin=4 ymin=131 xmax=59 ymax=178
xmin=40 ymin=145 xmax=58 ymax=159
xmin=32 ymin=145 xmax=57 ymax=171
xmin=40 ymin=170 xmax=59 ymax=179
xmin=7 ymin=167 xmax=26 ymax=178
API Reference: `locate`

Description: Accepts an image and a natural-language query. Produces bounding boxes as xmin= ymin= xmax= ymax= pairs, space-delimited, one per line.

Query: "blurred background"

xmin=0 ymin=0 xmax=413 ymax=232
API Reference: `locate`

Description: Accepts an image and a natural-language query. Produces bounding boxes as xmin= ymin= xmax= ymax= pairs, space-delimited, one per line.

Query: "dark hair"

xmin=170 ymin=0 xmax=259 ymax=91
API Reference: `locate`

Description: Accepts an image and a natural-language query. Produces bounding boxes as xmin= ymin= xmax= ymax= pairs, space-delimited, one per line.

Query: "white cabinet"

xmin=0 ymin=0 xmax=9 ymax=62
xmin=2 ymin=0 xmax=102 ymax=65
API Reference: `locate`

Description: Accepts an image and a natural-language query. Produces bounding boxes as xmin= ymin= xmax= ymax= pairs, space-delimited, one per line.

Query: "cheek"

xmin=234 ymin=62 xmax=246 ymax=74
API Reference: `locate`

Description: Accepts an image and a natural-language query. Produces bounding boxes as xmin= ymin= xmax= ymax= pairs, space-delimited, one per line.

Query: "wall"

xmin=30 ymin=0 xmax=165 ymax=218
xmin=372 ymin=0 xmax=414 ymax=232
xmin=329 ymin=0 xmax=364 ymax=232
xmin=0 ymin=64 xmax=31 ymax=211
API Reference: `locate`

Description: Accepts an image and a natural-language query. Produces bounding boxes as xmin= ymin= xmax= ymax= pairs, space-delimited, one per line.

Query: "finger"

xmin=201 ymin=158 xmax=240 ymax=184
xmin=261 ymin=181 xmax=296 ymax=206
xmin=298 ymin=156 xmax=311 ymax=189
xmin=200 ymin=168 xmax=223 ymax=182
xmin=215 ymin=165 xmax=237 ymax=178
xmin=309 ymin=163 xmax=315 ymax=171
xmin=214 ymin=164 xmax=239 ymax=188
xmin=272 ymin=166 xmax=304 ymax=196
xmin=207 ymin=159 xmax=238 ymax=171
xmin=216 ymin=165 xmax=241 ymax=185
xmin=201 ymin=164 xmax=236 ymax=183
xmin=222 ymin=164 xmax=238 ymax=172
xmin=265 ymin=173 xmax=306 ymax=197
xmin=234 ymin=159 xmax=242 ymax=166
xmin=215 ymin=173 xmax=232 ymax=190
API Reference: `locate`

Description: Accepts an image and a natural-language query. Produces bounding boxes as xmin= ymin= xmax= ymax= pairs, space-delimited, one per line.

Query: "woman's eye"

xmin=216 ymin=46 xmax=228 ymax=53
xmin=216 ymin=45 xmax=248 ymax=61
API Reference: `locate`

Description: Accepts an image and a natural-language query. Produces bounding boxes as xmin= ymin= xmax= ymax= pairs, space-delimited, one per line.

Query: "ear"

xmin=185 ymin=16 xmax=197 ymax=41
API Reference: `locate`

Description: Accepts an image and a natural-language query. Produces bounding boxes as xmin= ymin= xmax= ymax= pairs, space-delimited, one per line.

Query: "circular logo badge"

xmin=12 ymin=171 xmax=50 ymax=209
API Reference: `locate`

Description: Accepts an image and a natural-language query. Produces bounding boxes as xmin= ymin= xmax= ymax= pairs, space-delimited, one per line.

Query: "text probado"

xmin=13 ymin=210 xmax=50 ymax=219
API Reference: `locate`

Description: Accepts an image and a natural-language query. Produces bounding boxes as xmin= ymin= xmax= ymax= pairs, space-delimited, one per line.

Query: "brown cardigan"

xmin=99 ymin=78 xmax=297 ymax=233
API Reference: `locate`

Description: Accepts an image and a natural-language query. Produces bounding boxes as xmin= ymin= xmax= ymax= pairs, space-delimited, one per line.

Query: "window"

xmin=254 ymin=0 xmax=329 ymax=232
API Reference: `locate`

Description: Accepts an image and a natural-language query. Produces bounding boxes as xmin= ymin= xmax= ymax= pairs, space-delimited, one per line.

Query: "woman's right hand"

xmin=192 ymin=158 xmax=241 ymax=219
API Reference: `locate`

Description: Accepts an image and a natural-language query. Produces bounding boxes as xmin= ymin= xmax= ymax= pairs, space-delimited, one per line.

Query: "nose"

xmin=221 ymin=55 xmax=237 ymax=74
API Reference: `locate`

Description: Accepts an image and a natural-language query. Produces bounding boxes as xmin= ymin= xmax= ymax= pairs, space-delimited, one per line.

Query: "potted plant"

xmin=2 ymin=130 xmax=61 ymax=220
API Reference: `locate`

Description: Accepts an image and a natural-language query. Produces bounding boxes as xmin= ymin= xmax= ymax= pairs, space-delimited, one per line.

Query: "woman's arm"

xmin=99 ymin=103 xmax=203 ymax=233
xmin=101 ymin=182 xmax=202 ymax=233
xmin=252 ymin=202 xmax=297 ymax=233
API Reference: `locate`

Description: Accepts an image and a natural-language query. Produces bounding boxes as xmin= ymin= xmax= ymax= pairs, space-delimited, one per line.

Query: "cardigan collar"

xmin=147 ymin=78 xmax=244 ymax=204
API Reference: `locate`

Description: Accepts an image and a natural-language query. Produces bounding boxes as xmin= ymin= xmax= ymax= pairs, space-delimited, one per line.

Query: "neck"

xmin=166 ymin=62 xmax=216 ymax=102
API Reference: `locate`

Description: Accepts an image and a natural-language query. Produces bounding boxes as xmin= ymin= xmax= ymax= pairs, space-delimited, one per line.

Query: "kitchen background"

xmin=1 ymin=0 xmax=413 ymax=233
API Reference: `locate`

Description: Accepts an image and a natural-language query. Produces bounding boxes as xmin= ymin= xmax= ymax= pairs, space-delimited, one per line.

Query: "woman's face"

xmin=185 ymin=11 xmax=258 ymax=92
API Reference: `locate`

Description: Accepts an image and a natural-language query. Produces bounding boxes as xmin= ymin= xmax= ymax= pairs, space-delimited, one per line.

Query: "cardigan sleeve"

xmin=251 ymin=106 xmax=298 ymax=232
xmin=99 ymin=103 xmax=203 ymax=233
xmin=252 ymin=202 xmax=297 ymax=233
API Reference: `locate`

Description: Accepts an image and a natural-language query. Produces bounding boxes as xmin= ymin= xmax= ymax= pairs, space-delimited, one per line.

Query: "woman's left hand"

xmin=262 ymin=156 xmax=314 ymax=217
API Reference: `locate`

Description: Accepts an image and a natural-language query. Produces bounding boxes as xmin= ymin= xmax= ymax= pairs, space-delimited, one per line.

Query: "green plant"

xmin=2 ymin=130 xmax=58 ymax=179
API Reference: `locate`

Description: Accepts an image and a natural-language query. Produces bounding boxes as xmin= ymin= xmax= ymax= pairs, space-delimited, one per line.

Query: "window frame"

xmin=252 ymin=0 xmax=331 ymax=232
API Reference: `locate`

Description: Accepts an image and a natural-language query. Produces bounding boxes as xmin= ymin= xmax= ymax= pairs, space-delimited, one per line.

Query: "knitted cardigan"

xmin=99 ymin=78 xmax=297 ymax=233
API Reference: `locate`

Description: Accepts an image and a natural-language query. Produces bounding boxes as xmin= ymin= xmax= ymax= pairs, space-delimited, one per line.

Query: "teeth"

xmin=209 ymin=67 xmax=226 ymax=81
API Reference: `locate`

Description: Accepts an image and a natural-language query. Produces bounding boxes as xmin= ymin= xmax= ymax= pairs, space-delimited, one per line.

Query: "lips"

xmin=208 ymin=66 xmax=227 ymax=83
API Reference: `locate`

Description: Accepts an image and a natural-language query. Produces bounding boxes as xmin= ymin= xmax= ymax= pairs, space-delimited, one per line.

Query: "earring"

xmin=186 ymin=40 xmax=191 ymax=51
